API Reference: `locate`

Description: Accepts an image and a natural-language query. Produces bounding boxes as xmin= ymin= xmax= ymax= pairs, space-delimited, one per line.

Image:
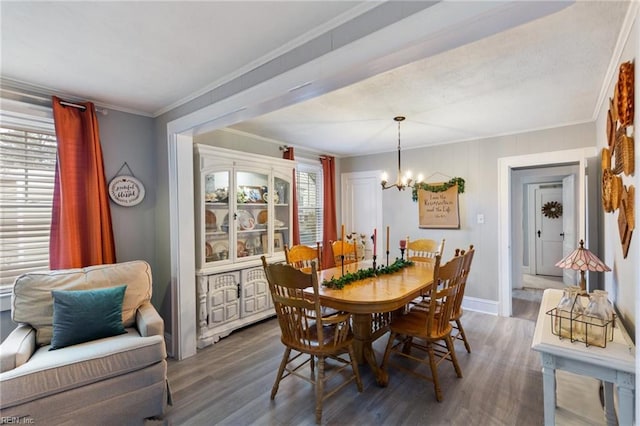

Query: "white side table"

xmin=532 ymin=289 xmax=635 ymax=426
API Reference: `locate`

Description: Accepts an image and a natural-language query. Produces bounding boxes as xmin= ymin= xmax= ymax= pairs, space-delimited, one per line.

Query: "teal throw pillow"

xmin=50 ymin=285 xmax=127 ymax=350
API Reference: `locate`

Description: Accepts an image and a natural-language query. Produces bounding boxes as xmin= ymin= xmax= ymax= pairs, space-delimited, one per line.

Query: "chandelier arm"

xmin=381 ymin=115 xmax=417 ymax=191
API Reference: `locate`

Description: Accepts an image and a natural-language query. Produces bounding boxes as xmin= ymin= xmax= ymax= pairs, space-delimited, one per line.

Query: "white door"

xmin=341 ymin=171 xmax=383 ymax=258
xmin=535 ymin=187 xmax=563 ymax=276
xmin=562 ymin=174 xmax=577 ymax=285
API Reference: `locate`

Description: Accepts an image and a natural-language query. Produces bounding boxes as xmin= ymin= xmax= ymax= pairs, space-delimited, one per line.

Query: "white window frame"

xmin=295 ymin=159 xmax=323 ymax=247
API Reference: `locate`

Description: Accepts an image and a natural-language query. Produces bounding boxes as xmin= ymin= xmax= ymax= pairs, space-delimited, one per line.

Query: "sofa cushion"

xmin=0 ymin=328 xmax=166 ymax=409
xmin=12 ymin=260 xmax=152 ymax=346
xmin=50 ymin=285 xmax=127 ymax=350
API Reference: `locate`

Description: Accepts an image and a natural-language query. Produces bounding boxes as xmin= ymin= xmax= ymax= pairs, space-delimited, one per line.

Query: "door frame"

xmin=498 ymin=147 xmax=595 ymax=316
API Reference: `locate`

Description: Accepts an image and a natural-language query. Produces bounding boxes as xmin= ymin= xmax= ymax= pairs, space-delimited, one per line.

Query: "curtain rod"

xmin=55 ymin=99 xmax=108 ymax=116
xmin=59 ymin=100 xmax=87 ymax=110
xmin=1 ymin=87 xmax=108 ymax=115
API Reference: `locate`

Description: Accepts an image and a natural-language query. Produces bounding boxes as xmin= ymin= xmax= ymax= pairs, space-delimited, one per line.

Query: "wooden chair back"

xmin=331 ymin=240 xmax=358 ymax=265
xmin=452 ymin=245 xmax=475 ymax=318
xmin=262 ymin=257 xmax=323 ymax=352
xmin=417 ymin=254 xmax=463 ymax=338
xmin=261 ymin=257 xmax=350 ymax=353
xmin=406 ymin=238 xmax=445 ymax=262
xmin=284 ymin=243 xmax=322 ymax=272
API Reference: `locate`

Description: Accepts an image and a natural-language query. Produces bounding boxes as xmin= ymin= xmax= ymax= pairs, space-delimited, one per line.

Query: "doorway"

xmin=497 ymin=147 xmax=596 ymax=317
xmin=515 ymin=175 xmax=575 ymax=320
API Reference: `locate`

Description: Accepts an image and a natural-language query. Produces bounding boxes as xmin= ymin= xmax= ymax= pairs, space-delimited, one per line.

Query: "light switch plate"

xmin=477 ymin=214 xmax=485 ymax=224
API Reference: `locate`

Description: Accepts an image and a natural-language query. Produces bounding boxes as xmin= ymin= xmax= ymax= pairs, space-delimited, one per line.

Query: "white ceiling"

xmin=1 ymin=1 xmax=631 ymax=156
xmin=1 ymin=1 xmax=370 ymax=114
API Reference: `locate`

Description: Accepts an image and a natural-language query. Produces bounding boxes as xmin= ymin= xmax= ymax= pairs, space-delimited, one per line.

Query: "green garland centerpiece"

xmin=322 ymin=258 xmax=414 ymax=290
xmin=411 ymin=177 xmax=465 ymax=202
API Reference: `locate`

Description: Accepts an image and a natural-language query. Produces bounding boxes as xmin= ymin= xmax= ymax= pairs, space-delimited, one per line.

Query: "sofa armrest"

xmin=0 ymin=324 xmax=36 ymax=373
xmin=136 ymin=302 xmax=164 ymax=338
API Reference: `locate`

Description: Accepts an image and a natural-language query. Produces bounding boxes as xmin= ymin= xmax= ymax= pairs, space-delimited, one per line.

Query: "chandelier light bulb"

xmin=416 ymin=173 xmax=424 ymax=183
xmin=381 ymin=172 xmax=388 ymax=183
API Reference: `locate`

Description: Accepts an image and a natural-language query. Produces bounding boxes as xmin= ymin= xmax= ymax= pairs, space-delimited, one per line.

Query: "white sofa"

xmin=0 ymin=260 xmax=168 ymax=425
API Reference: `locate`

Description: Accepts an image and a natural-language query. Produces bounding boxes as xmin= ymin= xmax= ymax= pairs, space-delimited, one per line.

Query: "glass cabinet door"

xmin=272 ymin=176 xmax=290 ymax=254
xmin=204 ymin=170 xmax=230 ymax=266
xmin=235 ymin=170 xmax=269 ymax=260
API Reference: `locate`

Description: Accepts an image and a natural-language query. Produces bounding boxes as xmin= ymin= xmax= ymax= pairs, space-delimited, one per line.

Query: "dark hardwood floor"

xmin=163 ymin=309 xmax=546 ymax=425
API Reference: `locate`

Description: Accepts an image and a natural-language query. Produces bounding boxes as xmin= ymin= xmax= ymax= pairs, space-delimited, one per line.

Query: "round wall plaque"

xmin=109 ymin=175 xmax=145 ymax=207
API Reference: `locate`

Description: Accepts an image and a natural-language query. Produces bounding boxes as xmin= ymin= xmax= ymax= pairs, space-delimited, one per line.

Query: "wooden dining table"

xmin=316 ymin=259 xmax=436 ymax=386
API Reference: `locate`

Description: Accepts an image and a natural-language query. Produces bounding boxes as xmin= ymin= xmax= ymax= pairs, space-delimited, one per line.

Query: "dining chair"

xmin=405 ymin=237 xmax=445 ymax=308
xmin=406 ymin=237 xmax=445 ymax=262
xmin=451 ymin=245 xmax=475 ymax=353
xmin=284 ymin=242 xmax=322 ymax=272
xmin=330 ymin=240 xmax=358 ymax=266
xmin=261 ymin=256 xmax=363 ymax=424
xmin=380 ymin=254 xmax=465 ymax=402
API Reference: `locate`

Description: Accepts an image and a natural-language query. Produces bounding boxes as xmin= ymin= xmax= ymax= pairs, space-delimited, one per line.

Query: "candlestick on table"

xmin=373 ymin=228 xmax=377 ymax=254
xmin=386 ymin=226 xmax=390 ymax=266
xmin=341 ymin=224 xmax=345 ymax=242
xmin=399 ymin=239 xmax=407 ymax=260
xmin=386 ymin=226 xmax=390 ymax=251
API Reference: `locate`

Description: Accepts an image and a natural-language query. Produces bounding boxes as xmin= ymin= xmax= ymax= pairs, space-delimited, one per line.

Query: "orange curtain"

xmin=282 ymin=147 xmax=300 ymax=245
xmin=320 ymin=155 xmax=337 ymax=269
xmin=49 ymin=96 xmax=116 ymax=269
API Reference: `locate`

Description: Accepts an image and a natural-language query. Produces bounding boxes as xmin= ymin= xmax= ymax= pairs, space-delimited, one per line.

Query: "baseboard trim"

xmin=462 ymin=296 xmax=499 ymax=316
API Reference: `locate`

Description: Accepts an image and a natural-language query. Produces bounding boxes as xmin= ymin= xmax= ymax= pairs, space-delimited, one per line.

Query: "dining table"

xmin=316 ymin=259 xmax=436 ymax=386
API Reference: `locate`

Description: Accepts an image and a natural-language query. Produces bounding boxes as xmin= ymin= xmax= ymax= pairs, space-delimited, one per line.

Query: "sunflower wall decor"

xmin=542 ymin=201 xmax=563 ymax=219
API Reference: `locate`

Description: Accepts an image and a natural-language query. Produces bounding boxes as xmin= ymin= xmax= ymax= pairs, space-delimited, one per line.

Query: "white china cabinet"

xmin=194 ymin=144 xmax=293 ymax=348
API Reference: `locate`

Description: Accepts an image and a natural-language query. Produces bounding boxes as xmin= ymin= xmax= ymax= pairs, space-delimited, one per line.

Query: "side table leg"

xmin=541 ymin=353 xmax=556 ymax=426
xmin=603 ymin=382 xmax=616 ymax=426
xmin=617 ymin=371 xmax=635 ymax=426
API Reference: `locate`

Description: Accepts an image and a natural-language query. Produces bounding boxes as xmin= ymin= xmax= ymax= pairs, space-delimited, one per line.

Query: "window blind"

xmin=0 ymin=122 xmax=56 ymax=290
xmin=296 ymin=164 xmax=323 ymax=247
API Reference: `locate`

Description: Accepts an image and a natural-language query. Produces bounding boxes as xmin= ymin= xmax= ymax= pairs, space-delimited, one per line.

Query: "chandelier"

xmin=381 ymin=116 xmax=423 ymax=190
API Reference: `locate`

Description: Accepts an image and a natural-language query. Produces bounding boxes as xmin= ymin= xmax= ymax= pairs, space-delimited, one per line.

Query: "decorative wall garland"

xmin=322 ymin=259 xmax=414 ymax=289
xmin=411 ymin=177 xmax=465 ymax=202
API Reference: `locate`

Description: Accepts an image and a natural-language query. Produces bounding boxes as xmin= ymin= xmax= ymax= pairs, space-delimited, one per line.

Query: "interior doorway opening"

xmin=497 ymin=147 xmax=596 ymax=318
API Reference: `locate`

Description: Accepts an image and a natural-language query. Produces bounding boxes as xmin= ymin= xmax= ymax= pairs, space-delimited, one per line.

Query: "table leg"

xmin=351 ymin=313 xmax=388 ymax=386
xmin=541 ymin=353 xmax=556 ymax=426
xmin=617 ymin=371 xmax=635 ymax=426
xmin=603 ymin=382 xmax=616 ymax=426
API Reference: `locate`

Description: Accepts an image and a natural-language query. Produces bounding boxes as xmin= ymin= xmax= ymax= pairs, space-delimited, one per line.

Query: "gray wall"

xmin=100 ymin=110 xmax=157 ymax=276
xmin=340 ymin=123 xmax=596 ymax=302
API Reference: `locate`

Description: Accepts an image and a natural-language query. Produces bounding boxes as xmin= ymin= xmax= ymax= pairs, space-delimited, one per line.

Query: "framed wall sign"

xmin=418 ymin=184 xmax=460 ymax=229
xmin=109 ymin=175 xmax=145 ymax=207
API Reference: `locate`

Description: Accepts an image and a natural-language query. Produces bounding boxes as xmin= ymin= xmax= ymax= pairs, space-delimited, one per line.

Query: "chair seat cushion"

xmin=0 ymin=328 xmax=165 ymax=409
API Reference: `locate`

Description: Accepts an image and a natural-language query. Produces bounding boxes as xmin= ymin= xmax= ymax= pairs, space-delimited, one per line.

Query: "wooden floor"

xmin=163 ymin=308 xmax=550 ymax=425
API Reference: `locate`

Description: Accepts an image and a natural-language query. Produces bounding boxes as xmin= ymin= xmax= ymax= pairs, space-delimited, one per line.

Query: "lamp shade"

xmin=555 ymin=240 xmax=611 ymax=272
